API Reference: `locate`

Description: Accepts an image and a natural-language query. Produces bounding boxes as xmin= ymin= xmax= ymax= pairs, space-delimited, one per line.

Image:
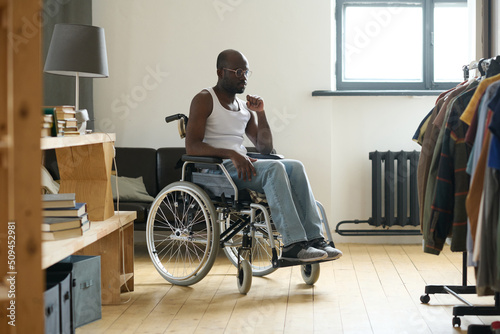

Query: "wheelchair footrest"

xmin=275 ymin=257 xmax=336 ymax=268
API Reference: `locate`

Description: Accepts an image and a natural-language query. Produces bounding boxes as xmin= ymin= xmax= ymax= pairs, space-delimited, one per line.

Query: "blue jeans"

xmin=223 ymin=159 xmax=324 ymax=246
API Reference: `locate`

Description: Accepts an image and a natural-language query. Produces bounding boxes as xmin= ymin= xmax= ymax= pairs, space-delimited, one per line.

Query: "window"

xmin=335 ymin=0 xmax=468 ymax=92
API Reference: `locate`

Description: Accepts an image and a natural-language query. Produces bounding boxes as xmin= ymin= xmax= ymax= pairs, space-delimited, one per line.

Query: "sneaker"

xmin=280 ymin=242 xmax=328 ymax=262
xmin=309 ymin=238 xmax=343 ymax=260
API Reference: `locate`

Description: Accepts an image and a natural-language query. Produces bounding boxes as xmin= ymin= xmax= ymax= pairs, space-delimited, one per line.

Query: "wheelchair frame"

xmin=145 ymin=114 xmax=337 ymax=294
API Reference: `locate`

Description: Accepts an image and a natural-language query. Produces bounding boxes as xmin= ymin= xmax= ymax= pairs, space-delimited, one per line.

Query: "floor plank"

xmin=75 ymin=243 xmax=499 ymax=334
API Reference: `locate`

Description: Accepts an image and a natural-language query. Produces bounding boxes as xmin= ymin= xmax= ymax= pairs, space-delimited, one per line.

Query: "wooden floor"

xmin=76 ymin=243 xmax=498 ymax=334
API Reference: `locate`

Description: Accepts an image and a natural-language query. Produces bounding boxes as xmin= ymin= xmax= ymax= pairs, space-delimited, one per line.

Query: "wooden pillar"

xmin=0 ymin=0 xmax=44 ymax=333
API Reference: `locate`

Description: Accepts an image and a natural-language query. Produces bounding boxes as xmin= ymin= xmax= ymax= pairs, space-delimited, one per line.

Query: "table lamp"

xmin=44 ymin=23 xmax=109 ymax=132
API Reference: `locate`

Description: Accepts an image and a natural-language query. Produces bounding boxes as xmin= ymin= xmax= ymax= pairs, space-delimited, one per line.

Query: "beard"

xmin=221 ymin=78 xmax=245 ymax=95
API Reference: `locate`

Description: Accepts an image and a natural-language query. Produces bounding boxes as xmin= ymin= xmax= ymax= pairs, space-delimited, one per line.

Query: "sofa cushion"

xmin=110 ymin=175 xmax=155 ymax=202
xmin=156 ymin=147 xmax=185 ymax=191
xmin=115 ymin=147 xmax=158 ymax=197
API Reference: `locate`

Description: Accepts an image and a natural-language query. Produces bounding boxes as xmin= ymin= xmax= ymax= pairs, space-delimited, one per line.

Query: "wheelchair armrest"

xmin=247 ymin=152 xmax=283 ymax=160
xmin=182 ymin=154 xmax=223 ymax=164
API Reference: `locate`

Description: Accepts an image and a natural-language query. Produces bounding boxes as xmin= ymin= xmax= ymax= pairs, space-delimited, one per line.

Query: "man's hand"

xmin=246 ymin=95 xmax=264 ymax=112
xmin=231 ymin=152 xmax=257 ymax=181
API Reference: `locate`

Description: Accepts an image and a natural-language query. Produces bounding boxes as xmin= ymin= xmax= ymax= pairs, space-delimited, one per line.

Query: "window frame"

xmin=334 ymin=0 xmax=467 ymax=92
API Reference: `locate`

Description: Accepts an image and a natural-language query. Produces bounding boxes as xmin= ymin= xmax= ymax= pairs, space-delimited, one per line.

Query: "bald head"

xmin=215 ymin=49 xmax=250 ymax=94
xmin=216 ymin=49 xmax=247 ymax=70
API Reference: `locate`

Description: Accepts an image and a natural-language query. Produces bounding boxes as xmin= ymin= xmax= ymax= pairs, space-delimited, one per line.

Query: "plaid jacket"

xmin=425 ymin=89 xmax=474 ymax=254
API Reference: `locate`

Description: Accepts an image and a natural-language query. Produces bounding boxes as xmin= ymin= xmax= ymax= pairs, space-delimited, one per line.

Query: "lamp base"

xmin=75 ymin=109 xmax=89 ymax=135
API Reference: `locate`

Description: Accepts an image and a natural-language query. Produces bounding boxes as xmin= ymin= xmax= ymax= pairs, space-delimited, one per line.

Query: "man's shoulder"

xmin=193 ymin=88 xmax=213 ymax=101
xmin=190 ymin=88 xmax=214 ymax=116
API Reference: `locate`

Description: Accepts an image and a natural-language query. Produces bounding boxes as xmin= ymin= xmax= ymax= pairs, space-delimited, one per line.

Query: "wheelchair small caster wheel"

xmin=301 ymin=263 xmax=320 ymax=285
xmin=420 ymin=294 xmax=430 ymax=304
xmin=237 ymin=260 xmax=252 ymax=294
xmin=452 ymin=316 xmax=461 ymax=327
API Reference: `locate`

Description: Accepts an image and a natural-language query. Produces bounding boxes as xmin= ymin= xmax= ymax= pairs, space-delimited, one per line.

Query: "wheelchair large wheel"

xmin=221 ymin=209 xmax=279 ymax=277
xmin=146 ymin=181 xmax=219 ymax=286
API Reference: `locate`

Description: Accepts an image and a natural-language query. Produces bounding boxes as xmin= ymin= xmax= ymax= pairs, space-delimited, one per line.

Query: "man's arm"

xmin=245 ymin=95 xmax=273 ymax=154
xmin=185 ymin=90 xmax=257 ymax=181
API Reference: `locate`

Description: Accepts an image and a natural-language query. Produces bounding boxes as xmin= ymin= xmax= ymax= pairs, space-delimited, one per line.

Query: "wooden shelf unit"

xmin=41 ymin=133 xmax=136 ymax=305
xmin=42 ymin=133 xmax=116 ymax=221
xmin=42 ymin=211 xmax=136 ymax=304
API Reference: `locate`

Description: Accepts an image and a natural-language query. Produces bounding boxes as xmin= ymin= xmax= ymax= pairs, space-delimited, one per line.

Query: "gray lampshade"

xmin=44 ymin=23 xmax=109 ymax=78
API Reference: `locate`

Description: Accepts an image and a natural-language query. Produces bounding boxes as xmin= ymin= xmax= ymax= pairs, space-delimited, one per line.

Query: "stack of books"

xmin=42 ymin=193 xmax=90 ymax=241
xmin=42 ymin=107 xmax=60 ymax=137
xmin=54 ymin=106 xmax=80 ymax=136
xmin=43 ymin=106 xmax=80 ymax=136
xmin=41 ymin=113 xmax=53 ymax=137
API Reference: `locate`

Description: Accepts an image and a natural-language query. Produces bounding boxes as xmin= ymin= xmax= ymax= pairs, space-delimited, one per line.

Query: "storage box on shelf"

xmin=47 ymin=255 xmax=102 ymax=329
xmin=45 ymin=270 xmax=73 ymax=333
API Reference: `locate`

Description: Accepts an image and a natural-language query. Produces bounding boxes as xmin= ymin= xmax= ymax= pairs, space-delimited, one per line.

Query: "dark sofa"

xmin=112 ymin=147 xmax=185 ymax=230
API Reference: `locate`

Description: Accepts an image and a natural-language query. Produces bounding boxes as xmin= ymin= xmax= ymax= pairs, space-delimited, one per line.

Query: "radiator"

xmin=369 ymin=150 xmax=420 ymax=227
xmin=336 ymin=150 xmax=420 ymax=236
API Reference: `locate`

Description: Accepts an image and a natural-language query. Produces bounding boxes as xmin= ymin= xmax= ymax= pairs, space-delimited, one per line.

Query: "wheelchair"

xmin=145 ymin=114 xmax=338 ymax=294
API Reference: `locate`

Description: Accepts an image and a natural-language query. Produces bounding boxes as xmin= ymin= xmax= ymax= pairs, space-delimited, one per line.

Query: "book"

xmin=52 ymin=105 xmax=75 ymax=112
xmin=57 ymin=120 xmax=65 ymax=130
xmin=43 ymin=202 xmax=87 ymax=217
xmin=54 ymin=105 xmax=76 ymax=120
xmin=64 ymin=118 xmax=78 ymax=128
xmin=42 ymin=107 xmax=59 ymax=137
xmin=42 ymin=213 xmax=88 ymax=232
xmin=56 ymin=110 xmax=76 ymax=120
xmin=62 ymin=130 xmax=81 ymax=136
xmin=43 ymin=114 xmax=53 ymax=123
xmin=42 ymin=193 xmax=76 ymax=209
xmin=42 ymin=220 xmax=90 ymax=241
xmin=41 ymin=127 xmax=51 ymax=137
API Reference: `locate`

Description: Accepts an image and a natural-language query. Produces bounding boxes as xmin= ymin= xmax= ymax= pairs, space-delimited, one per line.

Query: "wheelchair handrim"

xmin=146 ymin=182 xmax=219 ymax=284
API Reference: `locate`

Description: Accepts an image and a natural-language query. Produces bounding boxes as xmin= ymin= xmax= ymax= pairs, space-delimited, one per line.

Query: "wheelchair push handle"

xmin=165 ymin=114 xmax=186 ymax=123
xmin=165 ymin=114 xmax=189 ymax=139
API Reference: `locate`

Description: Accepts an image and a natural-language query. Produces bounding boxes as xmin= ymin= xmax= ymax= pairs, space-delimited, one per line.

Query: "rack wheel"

xmin=237 ymin=260 xmax=252 ymax=294
xmin=452 ymin=316 xmax=461 ymax=327
xmin=301 ymin=263 xmax=320 ymax=285
xmin=420 ymin=294 xmax=430 ymax=304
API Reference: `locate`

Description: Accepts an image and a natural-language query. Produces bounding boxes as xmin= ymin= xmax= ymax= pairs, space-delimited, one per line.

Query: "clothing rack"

xmin=463 ymin=57 xmax=500 ymax=80
xmin=420 ymin=60 xmax=500 ymax=332
xmin=420 ymin=252 xmax=500 ymax=328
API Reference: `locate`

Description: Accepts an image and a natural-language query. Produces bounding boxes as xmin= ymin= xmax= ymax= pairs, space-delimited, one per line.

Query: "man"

xmin=186 ymin=49 xmax=342 ymax=262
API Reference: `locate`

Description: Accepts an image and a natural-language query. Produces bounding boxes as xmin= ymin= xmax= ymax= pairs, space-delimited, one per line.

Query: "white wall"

xmin=93 ymin=0 xmax=434 ymax=243
xmin=492 ymin=0 xmax=500 ymax=56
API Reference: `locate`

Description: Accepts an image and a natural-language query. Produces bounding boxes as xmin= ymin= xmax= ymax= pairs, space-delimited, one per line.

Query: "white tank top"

xmin=203 ymin=87 xmax=251 ymax=156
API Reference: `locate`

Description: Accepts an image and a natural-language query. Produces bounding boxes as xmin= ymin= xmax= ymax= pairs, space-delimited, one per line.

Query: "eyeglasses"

xmin=223 ymin=68 xmax=252 ymax=78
